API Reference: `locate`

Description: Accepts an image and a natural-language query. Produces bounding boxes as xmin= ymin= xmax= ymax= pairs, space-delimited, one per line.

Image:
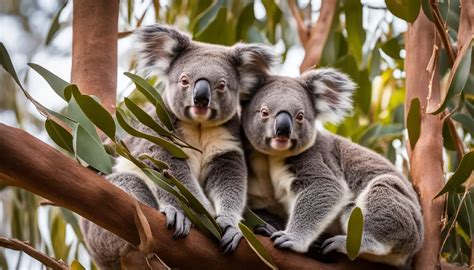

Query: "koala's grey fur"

xmin=81 ymin=24 xmax=276 ymax=269
xmin=241 ymin=68 xmax=423 ymax=267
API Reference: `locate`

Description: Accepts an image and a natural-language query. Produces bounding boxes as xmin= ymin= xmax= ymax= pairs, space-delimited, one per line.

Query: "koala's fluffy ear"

xmin=301 ymin=68 xmax=356 ymax=124
xmin=232 ymin=44 xmax=277 ymax=94
xmin=135 ymin=24 xmax=191 ymax=76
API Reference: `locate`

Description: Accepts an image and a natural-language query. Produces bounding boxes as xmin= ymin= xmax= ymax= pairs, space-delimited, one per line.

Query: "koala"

xmin=241 ymin=68 xmax=424 ymax=267
xmin=81 ymin=24 xmax=275 ymax=269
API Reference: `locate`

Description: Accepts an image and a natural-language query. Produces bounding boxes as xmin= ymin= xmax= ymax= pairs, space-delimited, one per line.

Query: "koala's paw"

xmin=216 ymin=215 xmax=243 ymax=254
xmin=271 ymin=231 xmax=308 ymax=253
xmin=160 ymin=206 xmax=192 ymax=239
xmin=254 ymin=223 xmax=278 ymax=237
xmin=321 ymin=235 xmax=347 ymax=255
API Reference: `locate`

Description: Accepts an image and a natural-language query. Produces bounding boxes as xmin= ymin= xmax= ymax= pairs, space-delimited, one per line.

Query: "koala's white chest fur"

xmin=248 ymin=152 xmax=296 ymax=215
xmin=177 ymin=122 xmax=242 ymax=185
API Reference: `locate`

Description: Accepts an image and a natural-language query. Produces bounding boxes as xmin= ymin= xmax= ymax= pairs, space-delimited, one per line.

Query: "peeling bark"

xmin=405 ymin=12 xmax=445 ymax=270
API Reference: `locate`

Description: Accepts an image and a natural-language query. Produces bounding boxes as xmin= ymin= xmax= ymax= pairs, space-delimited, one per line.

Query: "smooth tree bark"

xmin=0 ymin=124 xmax=393 ymax=270
xmin=71 ymin=0 xmax=119 ymax=113
xmin=289 ymin=0 xmax=339 ymax=72
xmin=405 ymin=11 xmax=445 ymax=270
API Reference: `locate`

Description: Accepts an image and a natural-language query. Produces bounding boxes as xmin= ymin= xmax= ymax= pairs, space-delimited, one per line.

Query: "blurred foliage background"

xmin=0 ymin=0 xmax=472 ymax=268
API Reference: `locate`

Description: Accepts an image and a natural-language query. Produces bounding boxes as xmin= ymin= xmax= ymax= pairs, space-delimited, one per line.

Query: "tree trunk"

xmin=71 ymin=0 xmax=119 ymax=113
xmin=405 ymin=11 xmax=445 ymax=270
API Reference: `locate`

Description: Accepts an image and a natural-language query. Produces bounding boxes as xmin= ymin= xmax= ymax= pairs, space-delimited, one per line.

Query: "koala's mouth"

xmin=269 ymin=136 xmax=293 ymax=151
xmin=185 ymin=106 xmax=216 ymax=122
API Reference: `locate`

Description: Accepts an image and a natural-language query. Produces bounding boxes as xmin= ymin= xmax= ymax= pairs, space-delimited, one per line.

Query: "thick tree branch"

xmin=296 ymin=0 xmax=338 ymax=73
xmin=405 ymin=11 xmax=445 ymax=270
xmin=71 ymin=0 xmax=118 ymax=113
xmin=0 ymin=237 xmax=69 ymax=270
xmin=0 ymin=124 xmax=392 ymax=270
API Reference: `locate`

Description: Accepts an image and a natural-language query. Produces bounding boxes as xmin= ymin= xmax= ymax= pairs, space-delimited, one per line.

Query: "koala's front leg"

xmin=271 ymin=178 xmax=349 ymax=253
xmin=144 ymin=145 xmax=214 ymax=238
xmin=204 ymin=150 xmax=247 ymax=253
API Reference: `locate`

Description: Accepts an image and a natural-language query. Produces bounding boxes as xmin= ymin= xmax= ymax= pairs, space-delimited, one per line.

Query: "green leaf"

xmin=116 ymin=109 xmax=187 ymax=158
xmin=242 ymin=208 xmax=267 ymax=228
xmin=73 ymin=123 xmax=113 ymax=174
xmin=51 ymin=215 xmax=70 ymax=261
xmin=45 ymin=119 xmax=74 ymax=154
xmin=194 ymin=7 xmax=234 ymax=45
xmin=435 ymin=151 xmax=474 ymax=198
xmin=236 ymin=3 xmax=255 ymax=41
xmin=124 ymin=97 xmax=172 ymax=137
xmin=345 ymin=0 xmax=365 ymax=64
xmin=407 ymin=98 xmax=421 ymax=149
xmin=28 ymin=63 xmax=69 ymax=101
xmin=0 ymin=42 xmax=24 ymax=88
xmin=431 ymin=41 xmax=473 ymax=114
xmin=67 ymin=96 xmax=100 ymax=139
xmin=71 ymin=260 xmax=86 ymax=270
xmin=67 ymin=85 xmax=116 ymax=140
xmin=346 ymin=207 xmax=364 ymax=260
xmin=355 ymin=69 xmax=371 ymax=114
xmin=124 ymin=72 xmax=174 ymax=131
xmin=239 ymin=223 xmax=278 ymax=270
xmin=421 ymin=0 xmax=434 ymax=21
xmin=191 ymin=0 xmax=225 ymax=35
xmin=452 ymin=113 xmax=474 ymax=137
xmin=45 ymin=1 xmax=68 ymax=45
xmin=385 ymin=0 xmax=421 ymax=22
xmin=381 ymin=37 xmax=403 ymax=60
xmin=178 ymin=199 xmax=221 ymax=240
xmin=138 ymin=153 xmax=170 ymax=171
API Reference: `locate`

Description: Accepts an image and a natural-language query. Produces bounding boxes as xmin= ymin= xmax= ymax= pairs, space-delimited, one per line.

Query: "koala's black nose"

xmin=275 ymin=111 xmax=292 ymax=138
xmin=193 ymin=79 xmax=211 ymax=107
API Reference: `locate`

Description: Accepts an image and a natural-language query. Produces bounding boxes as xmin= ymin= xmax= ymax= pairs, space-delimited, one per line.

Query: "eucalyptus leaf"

xmin=385 ymin=0 xmax=421 ymax=22
xmin=178 ymin=200 xmax=219 ymax=240
xmin=72 ymin=123 xmax=113 ymax=174
xmin=242 ymin=208 xmax=267 ymax=228
xmin=116 ymin=109 xmax=187 ymax=158
xmin=138 ymin=153 xmax=170 ymax=171
xmin=45 ymin=1 xmax=68 ymax=45
xmin=435 ymin=151 xmax=474 ymax=198
xmin=45 ymin=119 xmax=74 ymax=154
xmin=346 ymin=207 xmax=364 ymax=260
xmin=407 ymin=98 xmax=421 ymax=149
xmin=124 ymin=72 xmax=174 ymax=131
xmin=28 ymin=63 xmax=69 ymax=101
xmin=71 ymin=260 xmax=86 ymax=270
xmin=239 ymin=223 xmax=278 ymax=270
xmin=124 ymin=97 xmax=172 ymax=137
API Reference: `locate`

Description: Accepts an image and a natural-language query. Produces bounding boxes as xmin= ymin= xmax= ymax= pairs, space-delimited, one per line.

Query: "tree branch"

xmin=287 ymin=0 xmax=309 ymax=47
xmin=0 ymin=123 xmax=392 ymax=270
xmin=429 ymin=0 xmax=457 ymax=65
xmin=71 ymin=0 xmax=119 ymax=113
xmin=0 ymin=237 xmax=69 ymax=270
xmin=405 ymin=11 xmax=445 ymax=270
xmin=298 ymin=0 xmax=338 ymax=73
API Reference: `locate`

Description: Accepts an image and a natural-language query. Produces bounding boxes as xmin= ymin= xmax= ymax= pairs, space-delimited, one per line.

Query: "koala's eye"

xmin=216 ymin=80 xmax=226 ymax=92
xmin=296 ymin=111 xmax=305 ymax=122
xmin=260 ymin=107 xmax=270 ymax=118
xmin=180 ymin=76 xmax=190 ymax=87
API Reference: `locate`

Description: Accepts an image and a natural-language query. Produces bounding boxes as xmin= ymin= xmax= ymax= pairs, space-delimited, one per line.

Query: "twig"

xmin=287 ymin=0 xmax=310 ymax=47
xmin=0 ymin=237 xmax=69 ymax=270
xmin=439 ymin=190 xmax=469 ymax=256
xmin=429 ymin=0 xmax=457 ymax=65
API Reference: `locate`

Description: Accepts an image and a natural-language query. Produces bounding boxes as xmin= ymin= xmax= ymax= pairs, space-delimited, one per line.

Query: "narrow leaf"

xmin=346 ymin=207 xmax=364 ymax=260
xmin=73 ymin=123 xmax=113 ymax=174
xmin=385 ymin=0 xmax=421 ymax=23
xmin=116 ymin=109 xmax=187 ymax=159
xmin=435 ymin=151 xmax=474 ymax=198
xmin=138 ymin=153 xmax=170 ymax=171
xmin=28 ymin=63 xmax=69 ymax=101
xmin=242 ymin=208 xmax=267 ymax=228
xmin=239 ymin=223 xmax=278 ymax=270
xmin=71 ymin=260 xmax=86 ymax=270
xmin=45 ymin=119 xmax=74 ymax=154
xmin=178 ymin=200 xmax=221 ymax=240
xmin=45 ymin=1 xmax=68 ymax=45
xmin=124 ymin=72 xmax=174 ymax=131
xmin=124 ymin=97 xmax=172 ymax=137
xmin=407 ymin=98 xmax=421 ymax=149
xmin=69 ymin=85 xmax=116 ymax=140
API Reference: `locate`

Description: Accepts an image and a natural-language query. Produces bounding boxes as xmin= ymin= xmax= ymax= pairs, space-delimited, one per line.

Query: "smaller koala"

xmin=241 ymin=68 xmax=423 ymax=266
xmin=81 ymin=24 xmax=276 ymax=269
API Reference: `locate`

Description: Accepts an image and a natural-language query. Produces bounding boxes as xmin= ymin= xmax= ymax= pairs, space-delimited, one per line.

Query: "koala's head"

xmin=135 ymin=24 xmax=275 ymax=126
xmin=242 ymin=68 xmax=356 ymax=157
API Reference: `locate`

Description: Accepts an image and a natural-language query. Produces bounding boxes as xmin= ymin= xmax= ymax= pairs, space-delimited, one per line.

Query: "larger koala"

xmin=241 ymin=68 xmax=423 ymax=266
xmin=81 ymin=24 xmax=275 ymax=269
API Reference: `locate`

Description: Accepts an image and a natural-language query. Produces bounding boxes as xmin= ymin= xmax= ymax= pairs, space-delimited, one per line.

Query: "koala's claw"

xmin=216 ymin=215 xmax=243 ymax=253
xmin=160 ymin=206 xmax=192 ymax=239
xmin=271 ymin=231 xmax=298 ymax=249
xmin=321 ymin=235 xmax=347 ymax=255
xmin=254 ymin=223 xmax=278 ymax=237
